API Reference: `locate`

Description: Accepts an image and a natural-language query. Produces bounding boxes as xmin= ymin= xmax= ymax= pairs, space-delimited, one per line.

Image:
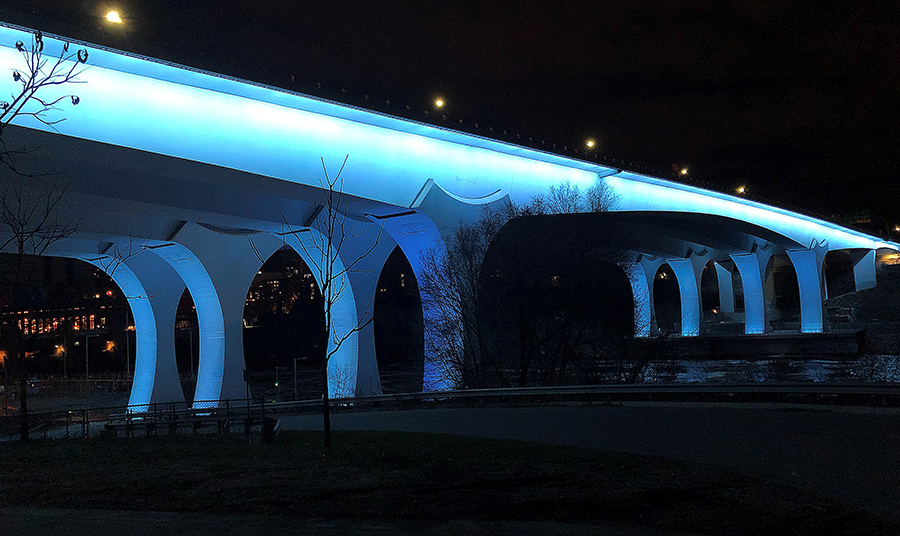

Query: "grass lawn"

xmin=0 ymin=430 xmax=896 ymax=535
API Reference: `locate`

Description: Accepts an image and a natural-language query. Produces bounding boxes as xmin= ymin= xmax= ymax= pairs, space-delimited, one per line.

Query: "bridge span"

xmin=0 ymin=23 xmax=897 ymax=409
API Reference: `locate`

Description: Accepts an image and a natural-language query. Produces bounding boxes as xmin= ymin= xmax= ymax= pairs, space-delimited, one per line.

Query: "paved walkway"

xmin=282 ymin=403 xmax=900 ymax=520
xmin=0 ymin=507 xmax=697 ymax=536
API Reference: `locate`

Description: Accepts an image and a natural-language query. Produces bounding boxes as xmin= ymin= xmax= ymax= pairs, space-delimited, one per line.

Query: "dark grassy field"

xmin=0 ymin=431 xmax=896 ymax=535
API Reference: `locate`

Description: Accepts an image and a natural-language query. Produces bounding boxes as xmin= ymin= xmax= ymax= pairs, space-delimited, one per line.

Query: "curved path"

xmin=282 ymin=404 xmax=900 ymax=520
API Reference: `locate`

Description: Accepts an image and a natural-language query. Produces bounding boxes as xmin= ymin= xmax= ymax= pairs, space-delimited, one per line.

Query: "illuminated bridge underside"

xmin=0 ymin=23 xmax=896 ymax=408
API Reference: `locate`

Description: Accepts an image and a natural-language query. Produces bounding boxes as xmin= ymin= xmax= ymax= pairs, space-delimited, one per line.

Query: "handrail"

xmin=7 ymin=382 xmax=900 ymax=422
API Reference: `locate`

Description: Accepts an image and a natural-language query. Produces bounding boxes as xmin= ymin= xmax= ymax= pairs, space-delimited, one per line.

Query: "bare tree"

xmin=420 ymin=204 xmax=512 ymax=389
xmin=285 ymin=156 xmax=382 ymax=447
xmin=421 ymin=177 xmax=624 ymax=390
xmin=0 ymin=30 xmax=87 ymax=440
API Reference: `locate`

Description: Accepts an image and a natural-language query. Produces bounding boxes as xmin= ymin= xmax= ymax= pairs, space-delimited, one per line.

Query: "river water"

xmin=639 ymin=355 xmax=900 ymax=384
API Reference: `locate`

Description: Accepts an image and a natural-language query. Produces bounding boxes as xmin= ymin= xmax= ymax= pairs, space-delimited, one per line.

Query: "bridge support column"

xmin=787 ymin=245 xmax=827 ymax=333
xmin=241 ymin=229 xmax=383 ymax=400
xmin=623 ymin=259 xmax=652 ymax=338
xmin=152 ymin=223 xmax=265 ymax=406
xmin=87 ymin=249 xmax=186 ymax=409
xmin=372 ymin=211 xmax=453 ymax=391
xmin=667 ymin=259 xmax=701 ymax=337
xmin=332 ymin=222 xmax=397 ymax=397
xmin=730 ymin=249 xmax=772 ymax=335
xmin=283 ymin=217 xmax=390 ymax=398
xmin=668 ymin=249 xmax=713 ymax=337
xmin=637 ymin=255 xmax=665 ymax=336
xmin=853 ymin=249 xmax=877 ymax=291
xmin=715 ymin=262 xmax=735 ymax=314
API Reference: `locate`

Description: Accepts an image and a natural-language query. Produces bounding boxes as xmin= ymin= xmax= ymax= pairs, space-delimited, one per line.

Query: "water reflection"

xmin=638 ymin=355 xmax=900 ymax=384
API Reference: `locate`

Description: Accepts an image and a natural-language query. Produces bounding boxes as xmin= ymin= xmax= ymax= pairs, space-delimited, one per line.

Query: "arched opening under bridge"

xmin=373 ymin=246 xmax=424 ymax=394
xmin=242 ymin=246 xmax=324 ymax=402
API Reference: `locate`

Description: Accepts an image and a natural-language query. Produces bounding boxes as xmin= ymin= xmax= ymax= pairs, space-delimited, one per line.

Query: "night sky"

xmin=1 ymin=1 xmax=898 ymax=235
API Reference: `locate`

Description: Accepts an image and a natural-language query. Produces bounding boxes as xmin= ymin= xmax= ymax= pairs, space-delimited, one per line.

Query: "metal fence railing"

xmin=0 ymin=398 xmax=284 ymax=442
xmin=2 ymin=382 xmax=900 ymax=441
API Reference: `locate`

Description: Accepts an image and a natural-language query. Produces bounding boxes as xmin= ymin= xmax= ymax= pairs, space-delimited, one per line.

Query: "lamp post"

xmin=294 ymin=357 xmax=302 ymax=400
xmin=124 ymin=306 xmax=130 ymax=380
xmin=83 ymin=332 xmax=100 ymax=379
xmin=55 ymin=343 xmax=67 ymax=379
xmin=275 ymin=366 xmax=287 ymax=402
xmin=177 ymin=321 xmax=195 ymax=381
xmin=189 ymin=322 xmax=194 ymax=381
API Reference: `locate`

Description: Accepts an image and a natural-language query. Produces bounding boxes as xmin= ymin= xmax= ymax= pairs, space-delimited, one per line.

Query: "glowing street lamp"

xmin=585 ymin=139 xmax=596 ymax=149
xmin=433 ymin=98 xmax=445 ymax=108
xmin=736 ymin=185 xmax=746 ymax=195
xmin=106 ymin=11 xmax=123 ymax=24
xmin=680 ymin=167 xmax=689 ymax=176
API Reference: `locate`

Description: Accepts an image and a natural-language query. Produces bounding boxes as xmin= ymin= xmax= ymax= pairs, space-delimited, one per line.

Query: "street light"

xmin=106 ymin=11 xmax=123 ymax=24
xmin=433 ymin=97 xmax=445 ymax=108
xmin=55 ymin=344 xmax=67 ymax=379
xmin=293 ymin=357 xmax=304 ymax=400
xmin=585 ymin=139 xmax=596 ymax=149
xmin=177 ymin=320 xmax=195 ymax=381
xmin=275 ymin=366 xmax=288 ymax=402
xmin=84 ymin=333 xmax=100 ymax=378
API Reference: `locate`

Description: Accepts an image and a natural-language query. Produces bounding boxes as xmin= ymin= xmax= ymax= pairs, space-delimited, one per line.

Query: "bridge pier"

xmin=378 ymin=210 xmax=453 ymax=390
xmin=637 ymin=255 xmax=665 ymax=336
xmin=328 ymin=219 xmax=397 ymax=397
xmin=714 ymin=262 xmax=735 ymax=314
xmin=623 ymin=260 xmax=653 ymax=338
xmin=87 ymin=249 xmax=187 ymax=409
xmin=150 ymin=225 xmax=249 ymax=407
xmin=787 ymin=244 xmax=827 ymax=334
xmin=730 ymin=247 xmax=773 ymax=335
xmin=667 ymin=258 xmax=701 ymax=337
xmin=853 ymin=249 xmax=877 ymax=291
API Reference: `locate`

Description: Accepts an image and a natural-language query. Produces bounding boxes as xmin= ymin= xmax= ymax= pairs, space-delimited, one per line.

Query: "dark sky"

xmin=2 ymin=1 xmax=898 ymax=235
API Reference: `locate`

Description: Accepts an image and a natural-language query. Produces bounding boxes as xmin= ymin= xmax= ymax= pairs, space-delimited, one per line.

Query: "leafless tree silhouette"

xmin=0 ymin=29 xmax=87 ymax=440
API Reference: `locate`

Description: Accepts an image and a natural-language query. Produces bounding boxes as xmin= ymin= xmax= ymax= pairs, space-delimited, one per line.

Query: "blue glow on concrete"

xmin=623 ymin=262 xmax=652 ymax=338
xmin=787 ymin=248 xmax=826 ymax=334
xmin=730 ymin=253 xmax=767 ymax=334
xmin=1 ymin=22 xmax=897 ymax=401
xmin=280 ymin=229 xmax=362 ymax=398
xmin=668 ymin=259 xmax=701 ymax=336
xmin=854 ymin=250 xmax=877 ymax=291
xmin=714 ymin=263 xmax=735 ymax=314
xmin=81 ymin=258 xmax=156 ymax=410
xmin=146 ymin=244 xmax=226 ymax=407
xmin=0 ymin=23 xmax=896 ymax=259
xmin=0 ymin=26 xmax=597 ymax=212
xmin=607 ymin=173 xmax=898 ymax=253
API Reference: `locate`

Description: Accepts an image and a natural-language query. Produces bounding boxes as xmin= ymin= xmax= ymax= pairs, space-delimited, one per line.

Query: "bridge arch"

xmin=652 ymin=264 xmax=681 ymax=335
xmin=83 ymin=249 xmax=187 ymax=409
xmin=373 ymin=246 xmax=424 ymax=394
xmin=242 ymin=245 xmax=324 ymax=400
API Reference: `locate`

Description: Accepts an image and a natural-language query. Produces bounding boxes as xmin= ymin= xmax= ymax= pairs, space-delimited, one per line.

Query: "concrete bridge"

xmin=0 ymin=23 xmax=896 ymax=409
